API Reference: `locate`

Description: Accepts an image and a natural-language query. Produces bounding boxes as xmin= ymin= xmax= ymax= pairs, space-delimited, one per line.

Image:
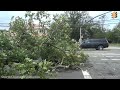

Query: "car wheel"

xmin=98 ymin=45 xmax=103 ymax=50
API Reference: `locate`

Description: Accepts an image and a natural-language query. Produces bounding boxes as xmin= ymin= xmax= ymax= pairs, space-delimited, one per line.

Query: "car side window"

xmin=102 ymin=40 xmax=106 ymax=42
xmin=85 ymin=40 xmax=90 ymax=43
xmin=89 ymin=40 xmax=94 ymax=42
xmin=95 ymin=40 xmax=98 ymax=42
xmin=100 ymin=39 xmax=106 ymax=42
xmin=84 ymin=40 xmax=87 ymax=43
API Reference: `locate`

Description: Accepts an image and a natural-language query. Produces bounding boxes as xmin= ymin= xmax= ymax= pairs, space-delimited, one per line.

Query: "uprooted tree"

xmin=0 ymin=11 xmax=88 ymax=79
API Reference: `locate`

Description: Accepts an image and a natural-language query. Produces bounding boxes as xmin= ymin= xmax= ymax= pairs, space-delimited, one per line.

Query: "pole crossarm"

xmin=81 ymin=11 xmax=112 ymax=28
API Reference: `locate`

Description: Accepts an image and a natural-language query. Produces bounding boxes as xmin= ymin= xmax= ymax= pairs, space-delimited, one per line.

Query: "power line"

xmin=0 ymin=26 xmax=9 ymax=27
xmin=0 ymin=23 xmax=9 ymax=24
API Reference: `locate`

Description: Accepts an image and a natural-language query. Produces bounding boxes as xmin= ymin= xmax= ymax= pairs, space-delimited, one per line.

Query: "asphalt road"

xmin=55 ymin=46 xmax=120 ymax=79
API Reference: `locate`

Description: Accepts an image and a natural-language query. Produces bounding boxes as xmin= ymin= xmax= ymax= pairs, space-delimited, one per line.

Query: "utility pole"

xmin=100 ymin=15 xmax=106 ymax=32
xmin=79 ymin=27 xmax=82 ymax=44
xmin=79 ymin=11 xmax=112 ymax=44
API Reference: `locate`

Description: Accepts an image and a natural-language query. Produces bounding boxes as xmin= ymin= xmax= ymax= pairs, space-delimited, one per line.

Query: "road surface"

xmin=55 ymin=46 xmax=120 ymax=79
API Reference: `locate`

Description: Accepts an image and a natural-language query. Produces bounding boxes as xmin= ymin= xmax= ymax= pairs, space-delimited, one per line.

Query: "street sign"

xmin=111 ymin=11 xmax=117 ymax=18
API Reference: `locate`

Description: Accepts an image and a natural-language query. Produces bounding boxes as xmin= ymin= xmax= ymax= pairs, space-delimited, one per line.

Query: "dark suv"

xmin=80 ymin=38 xmax=109 ymax=50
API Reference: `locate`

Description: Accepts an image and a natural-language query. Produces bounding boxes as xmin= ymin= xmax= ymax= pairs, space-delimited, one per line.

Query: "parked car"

xmin=80 ymin=38 xmax=109 ymax=50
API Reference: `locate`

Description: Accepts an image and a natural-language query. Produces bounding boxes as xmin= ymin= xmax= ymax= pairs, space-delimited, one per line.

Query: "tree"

xmin=106 ymin=22 xmax=120 ymax=43
xmin=49 ymin=14 xmax=88 ymax=67
xmin=0 ymin=11 xmax=89 ymax=79
xmin=64 ymin=11 xmax=91 ymax=41
xmin=64 ymin=11 xmax=107 ymax=41
xmin=0 ymin=11 xmax=54 ymax=79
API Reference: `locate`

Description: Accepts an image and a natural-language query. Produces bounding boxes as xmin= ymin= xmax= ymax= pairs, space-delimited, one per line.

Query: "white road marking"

xmin=115 ymin=56 xmax=120 ymax=57
xmin=82 ymin=70 xmax=92 ymax=79
xmin=106 ymin=56 xmax=114 ymax=57
xmin=111 ymin=54 xmax=120 ymax=55
xmin=102 ymin=54 xmax=120 ymax=55
xmin=89 ymin=55 xmax=120 ymax=57
xmin=90 ymin=51 xmax=108 ymax=53
xmin=111 ymin=59 xmax=120 ymax=60
xmin=91 ymin=56 xmax=97 ymax=57
xmin=102 ymin=53 xmax=115 ymax=55
xmin=106 ymin=47 xmax=120 ymax=49
xmin=101 ymin=59 xmax=109 ymax=60
xmin=104 ymin=53 xmax=115 ymax=54
xmin=113 ymin=68 xmax=116 ymax=70
xmin=101 ymin=59 xmax=120 ymax=61
xmin=88 ymin=53 xmax=108 ymax=54
xmin=96 ymin=62 xmax=105 ymax=64
xmin=105 ymin=56 xmax=120 ymax=57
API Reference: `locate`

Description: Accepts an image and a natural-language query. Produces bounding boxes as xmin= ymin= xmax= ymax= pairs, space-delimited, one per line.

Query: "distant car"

xmin=80 ymin=38 xmax=109 ymax=50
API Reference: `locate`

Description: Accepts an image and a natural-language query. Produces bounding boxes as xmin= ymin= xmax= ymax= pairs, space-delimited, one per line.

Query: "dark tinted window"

xmin=89 ymin=39 xmax=107 ymax=42
xmin=100 ymin=39 xmax=107 ymax=42
xmin=90 ymin=39 xmax=99 ymax=42
xmin=85 ymin=40 xmax=90 ymax=43
xmin=89 ymin=39 xmax=95 ymax=42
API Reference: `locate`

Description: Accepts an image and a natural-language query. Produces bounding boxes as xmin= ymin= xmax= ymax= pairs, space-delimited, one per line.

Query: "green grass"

xmin=110 ymin=43 xmax=120 ymax=47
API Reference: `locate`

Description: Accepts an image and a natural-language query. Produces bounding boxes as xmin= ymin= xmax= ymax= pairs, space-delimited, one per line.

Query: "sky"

xmin=0 ymin=11 xmax=119 ymax=30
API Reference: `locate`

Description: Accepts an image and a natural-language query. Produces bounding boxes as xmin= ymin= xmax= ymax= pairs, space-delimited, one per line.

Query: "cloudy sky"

xmin=0 ymin=11 xmax=119 ymax=30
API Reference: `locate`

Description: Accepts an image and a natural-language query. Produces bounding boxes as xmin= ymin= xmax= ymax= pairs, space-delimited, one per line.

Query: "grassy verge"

xmin=110 ymin=43 xmax=120 ymax=47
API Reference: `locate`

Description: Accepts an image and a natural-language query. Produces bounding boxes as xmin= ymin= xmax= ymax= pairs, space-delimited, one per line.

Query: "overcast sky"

xmin=0 ymin=11 xmax=119 ymax=30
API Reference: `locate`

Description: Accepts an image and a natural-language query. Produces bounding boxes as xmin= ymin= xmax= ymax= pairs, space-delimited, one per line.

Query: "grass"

xmin=110 ymin=43 xmax=120 ymax=47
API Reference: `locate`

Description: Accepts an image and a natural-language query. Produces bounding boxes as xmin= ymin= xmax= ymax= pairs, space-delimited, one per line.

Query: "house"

xmin=30 ymin=23 xmax=48 ymax=37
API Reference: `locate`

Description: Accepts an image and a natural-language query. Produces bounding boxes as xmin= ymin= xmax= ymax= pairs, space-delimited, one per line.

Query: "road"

xmin=55 ymin=46 xmax=120 ymax=79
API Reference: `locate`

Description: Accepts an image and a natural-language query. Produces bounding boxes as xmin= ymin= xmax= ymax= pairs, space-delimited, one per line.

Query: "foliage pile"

xmin=0 ymin=11 xmax=88 ymax=79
